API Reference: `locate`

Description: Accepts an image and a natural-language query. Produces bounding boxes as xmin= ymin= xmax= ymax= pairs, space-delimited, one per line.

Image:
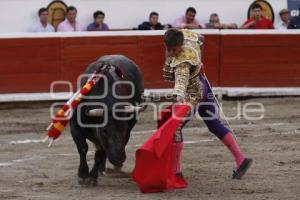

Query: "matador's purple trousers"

xmin=175 ymin=75 xmax=230 ymax=143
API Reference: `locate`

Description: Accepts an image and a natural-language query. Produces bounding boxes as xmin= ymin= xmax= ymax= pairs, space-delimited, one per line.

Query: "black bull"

xmin=70 ymin=55 xmax=144 ymax=185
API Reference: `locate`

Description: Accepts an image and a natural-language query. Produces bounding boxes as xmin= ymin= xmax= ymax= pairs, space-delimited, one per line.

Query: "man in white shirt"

xmin=276 ymin=9 xmax=289 ymax=30
xmin=30 ymin=8 xmax=55 ymax=32
xmin=57 ymin=6 xmax=84 ymax=32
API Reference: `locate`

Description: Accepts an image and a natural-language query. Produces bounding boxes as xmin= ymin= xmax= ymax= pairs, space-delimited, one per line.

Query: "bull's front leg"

xmin=75 ymin=138 xmax=90 ymax=185
xmin=89 ymin=149 xmax=106 ymax=186
xmin=70 ymin=121 xmax=90 ymax=185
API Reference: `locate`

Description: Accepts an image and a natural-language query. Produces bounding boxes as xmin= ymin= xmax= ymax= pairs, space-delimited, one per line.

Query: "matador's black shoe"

xmin=232 ymin=158 xmax=253 ymax=179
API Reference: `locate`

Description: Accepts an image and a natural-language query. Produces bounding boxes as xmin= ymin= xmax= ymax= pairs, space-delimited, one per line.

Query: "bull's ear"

xmin=86 ymin=109 xmax=104 ymax=117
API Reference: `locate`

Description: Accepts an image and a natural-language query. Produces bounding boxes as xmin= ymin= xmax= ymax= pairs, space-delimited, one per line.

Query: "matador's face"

xmin=166 ymin=45 xmax=182 ymax=57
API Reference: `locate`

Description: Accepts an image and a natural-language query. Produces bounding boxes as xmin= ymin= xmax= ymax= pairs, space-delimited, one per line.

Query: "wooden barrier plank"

xmin=202 ymin=35 xmax=220 ymax=86
xmin=61 ymin=36 xmax=142 ymax=89
xmin=0 ymin=60 xmax=59 ymax=74
xmin=137 ymin=35 xmax=172 ymax=88
xmin=221 ymin=63 xmax=300 ymax=87
xmin=0 ymin=74 xmax=61 ymax=93
xmin=0 ymin=38 xmax=62 ymax=93
xmin=220 ymin=35 xmax=300 ymax=87
xmin=222 ymin=47 xmax=300 ymax=64
xmin=0 ymin=33 xmax=299 ymax=93
xmin=222 ymin=35 xmax=300 ymax=46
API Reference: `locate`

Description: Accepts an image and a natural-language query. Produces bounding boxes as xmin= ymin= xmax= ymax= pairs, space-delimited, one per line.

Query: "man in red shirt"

xmin=241 ymin=3 xmax=274 ymax=29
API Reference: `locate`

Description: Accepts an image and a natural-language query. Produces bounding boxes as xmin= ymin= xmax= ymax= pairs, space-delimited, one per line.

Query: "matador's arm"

xmin=173 ymin=62 xmax=191 ymax=99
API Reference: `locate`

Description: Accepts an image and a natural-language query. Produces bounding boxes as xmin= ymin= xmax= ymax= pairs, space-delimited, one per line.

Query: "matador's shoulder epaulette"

xmin=182 ymin=29 xmax=198 ymax=42
xmin=170 ymin=46 xmax=200 ymax=68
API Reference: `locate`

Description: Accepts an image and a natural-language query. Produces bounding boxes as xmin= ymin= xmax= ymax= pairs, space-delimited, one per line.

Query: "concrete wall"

xmin=0 ymin=0 xmax=288 ymax=33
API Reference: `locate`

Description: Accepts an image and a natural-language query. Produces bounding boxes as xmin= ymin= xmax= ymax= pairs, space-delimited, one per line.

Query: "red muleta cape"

xmin=132 ymin=104 xmax=190 ymax=193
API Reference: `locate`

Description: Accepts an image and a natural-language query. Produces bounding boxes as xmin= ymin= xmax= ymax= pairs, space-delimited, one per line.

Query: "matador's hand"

xmin=173 ymin=95 xmax=185 ymax=103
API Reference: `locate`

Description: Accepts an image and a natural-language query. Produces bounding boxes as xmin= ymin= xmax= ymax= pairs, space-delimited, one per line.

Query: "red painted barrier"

xmin=220 ymin=34 xmax=300 ymax=87
xmin=0 ymin=32 xmax=299 ymax=93
xmin=0 ymin=38 xmax=62 ymax=93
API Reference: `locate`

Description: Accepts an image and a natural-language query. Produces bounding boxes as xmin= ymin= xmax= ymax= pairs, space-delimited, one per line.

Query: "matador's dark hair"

xmin=164 ymin=28 xmax=184 ymax=47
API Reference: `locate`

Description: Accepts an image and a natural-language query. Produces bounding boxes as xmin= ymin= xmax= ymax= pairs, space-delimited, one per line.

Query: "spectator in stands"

xmin=138 ymin=12 xmax=165 ymax=30
xmin=240 ymin=3 xmax=274 ymax=29
xmin=87 ymin=11 xmax=109 ymax=31
xmin=288 ymin=5 xmax=300 ymax=29
xmin=276 ymin=9 xmax=289 ymax=30
xmin=175 ymin=7 xmax=202 ymax=29
xmin=57 ymin=6 xmax=84 ymax=32
xmin=205 ymin=13 xmax=237 ymax=29
xmin=30 ymin=8 xmax=54 ymax=32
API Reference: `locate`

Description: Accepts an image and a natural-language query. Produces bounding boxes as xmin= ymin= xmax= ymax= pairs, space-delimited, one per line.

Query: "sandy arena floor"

xmin=0 ymin=97 xmax=299 ymax=200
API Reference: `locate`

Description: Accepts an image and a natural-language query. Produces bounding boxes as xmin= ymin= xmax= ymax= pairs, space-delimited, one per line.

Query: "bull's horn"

xmin=124 ymin=105 xmax=147 ymax=113
xmin=86 ymin=109 xmax=104 ymax=117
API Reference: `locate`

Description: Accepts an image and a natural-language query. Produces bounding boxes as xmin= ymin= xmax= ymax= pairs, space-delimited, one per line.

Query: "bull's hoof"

xmin=78 ymin=177 xmax=91 ymax=186
xmin=78 ymin=177 xmax=98 ymax=187
xmin=89 ymin=177 xmax=98 ymax=186
xmin=105 ymin=167 xmax=119 ymax=175
xmin=98 ymin=170 xmax=105 ymax=176
xmin=105 ymin=167 xmax=131 ymax=178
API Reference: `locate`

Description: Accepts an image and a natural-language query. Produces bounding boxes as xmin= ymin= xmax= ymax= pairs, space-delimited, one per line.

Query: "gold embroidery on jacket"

xmin=162 ymin=29 xmax=204 ymax=105
xmin=182 ymin=29 xmax=198 ymax=42
xmin=173 ymin=63 xmax=204 ymax=105
xmin=170 ymin=47 xmax=199 ymax=68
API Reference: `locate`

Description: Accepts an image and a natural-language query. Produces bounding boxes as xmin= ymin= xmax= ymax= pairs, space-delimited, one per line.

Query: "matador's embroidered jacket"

xmin=163 ymin=29 xmax=204 ymax=105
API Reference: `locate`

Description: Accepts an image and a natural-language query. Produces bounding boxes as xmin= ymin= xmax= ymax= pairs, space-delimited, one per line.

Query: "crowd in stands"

xmin=30 ymin=3 xmax=300 ymax=33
